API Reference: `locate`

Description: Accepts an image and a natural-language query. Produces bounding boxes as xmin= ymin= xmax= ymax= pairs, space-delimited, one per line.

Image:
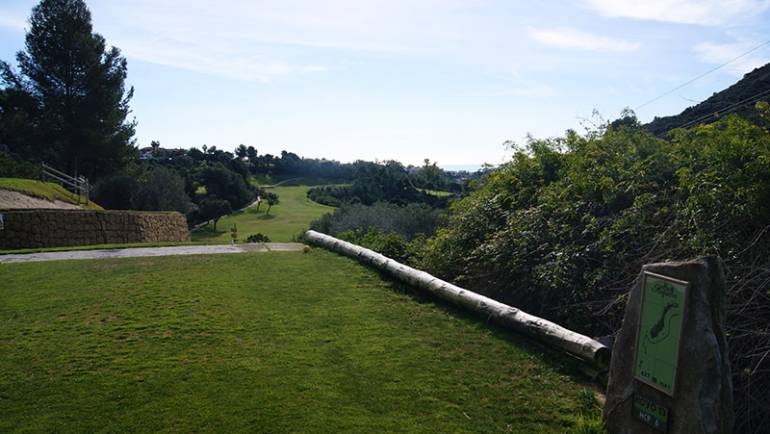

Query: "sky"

xmin=1 ymin=0 xmax=769 ymax=168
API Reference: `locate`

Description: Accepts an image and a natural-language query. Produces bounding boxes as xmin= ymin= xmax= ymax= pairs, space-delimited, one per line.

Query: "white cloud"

xmin=528 ymin=27 xmax=641 ymax=52
xmin=583 ymin=0 xmax=770 ymax=25
xmin=694 ymin=40 xmax=770 ymax=75
xmin=76 ymin=0 xmax=484 ymax=82
xmin=118 ymin=36 xmax=329 ymax=82
xmin=0 ymin=13 xmax=25 ymax=31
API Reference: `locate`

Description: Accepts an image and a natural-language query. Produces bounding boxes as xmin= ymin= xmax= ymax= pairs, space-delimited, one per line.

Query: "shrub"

xmin=246 ymin=233 xmax=271 ymax=243
xmin=0 ymin=151 xmax=41 ymax=178
xmin=200 ymin=163 xmax=254 ymax=210
xmin=131 ymin=166 xmax=191 ymax=214
xmin=421 ymin=114 xmax=770 ymax=432
xmin=306 ymin=162 xmax=452 ymax=207
xmin=310 ymin=202 xmax=443 ymax=241
xmin=336 ymin=228 xmax=410 ymax=264
xmin=307 ymin=186 xmax=343 ymax=207
xmin=94 ymin=174 xmax=138 ymax=209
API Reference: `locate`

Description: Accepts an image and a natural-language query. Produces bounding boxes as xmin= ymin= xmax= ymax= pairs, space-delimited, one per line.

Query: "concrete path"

xmin=0 ymin=243 xmax=306 ymax=264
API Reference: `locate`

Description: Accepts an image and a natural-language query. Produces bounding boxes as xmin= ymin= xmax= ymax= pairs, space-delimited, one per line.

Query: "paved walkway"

xmin=0 ymin=243 xmax=306 ymax=264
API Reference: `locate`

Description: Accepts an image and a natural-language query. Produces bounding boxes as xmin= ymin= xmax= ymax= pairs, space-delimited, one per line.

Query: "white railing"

xmin=41 ymin=163 xmax=90 ymax=205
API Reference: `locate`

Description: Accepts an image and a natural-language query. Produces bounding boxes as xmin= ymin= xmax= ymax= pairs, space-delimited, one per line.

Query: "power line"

xmin=679 ymin=89 xmax=769 ymax=128
xmin=678 ymin=88 xmax=770 ymax=129
xmin=635 ymin=39 xmax=770 ymax=111
xmin=676 ymin=87 xmax=770 ymax=130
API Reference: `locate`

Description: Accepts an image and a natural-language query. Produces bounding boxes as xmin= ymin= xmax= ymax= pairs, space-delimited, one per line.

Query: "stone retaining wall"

xmin=0 ymin=209 xmax=190 ymax=249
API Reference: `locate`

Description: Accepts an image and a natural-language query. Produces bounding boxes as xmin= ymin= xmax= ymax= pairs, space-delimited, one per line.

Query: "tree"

xmin=187 ymin=147 xmax=204 ymax=162
xmin=131 ymin=166 xmax=191 ymax=214
xmin=246 ymin=145 xmax=259 ymax=174
xmin=200 ymin=163 xmax=253 ymax=209
xmin=416 ymin=158 xmax=445 ymax=190
xmin=93 ymin=174 xmax=138 ymax=209
xmin=199 ymin=198 xmax=231 ymax=231
xmin=265 ymin=192 xmax=279 ymax=215
xmin=235 ymin=144 xmax=248 ymax=160
xmin=246 ymin=146 xmax=258 ymax=163
xmin=228 ymin=157 xmax=249 ymax=180
xmin=0 ymin=0 xmax=136 ymax=179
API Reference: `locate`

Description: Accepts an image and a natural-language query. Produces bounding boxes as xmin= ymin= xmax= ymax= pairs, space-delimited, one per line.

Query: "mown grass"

xmin=0 ymin=178 xmax=103 ymax=210
xmin=192 ymin=185 xmax=333 ymax=243
xmin=0 ymin=250 xmax=603 ymax=433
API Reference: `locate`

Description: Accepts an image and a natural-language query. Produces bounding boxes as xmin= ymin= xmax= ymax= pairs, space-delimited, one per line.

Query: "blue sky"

xmin=1 ymin=0 xmax=769 ymax=167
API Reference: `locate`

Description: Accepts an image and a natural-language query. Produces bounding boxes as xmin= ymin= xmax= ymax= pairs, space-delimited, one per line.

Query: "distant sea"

xmin=440 ymin=164 xmax=484 ymax=172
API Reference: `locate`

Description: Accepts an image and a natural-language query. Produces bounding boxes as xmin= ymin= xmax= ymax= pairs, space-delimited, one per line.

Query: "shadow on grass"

xmin=257 ymin=214 xmax=276 ymax=220
xmin=191 ymin=227 xmax=226 ymax=240
xmin=345 ymin=260 xmax=606 ymax=390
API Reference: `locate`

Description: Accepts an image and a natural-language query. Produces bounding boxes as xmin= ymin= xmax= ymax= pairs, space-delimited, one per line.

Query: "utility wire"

xmin=679 ymin=89 xmax=770 ymax=129
xmin=635 ymin=39 xmax=770 ymax=111
xmin=676 ymin=87 xmax=770 ymax=130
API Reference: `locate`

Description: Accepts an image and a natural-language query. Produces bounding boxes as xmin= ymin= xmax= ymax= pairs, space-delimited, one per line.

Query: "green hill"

xmin=645 ymin=62 xmax=770 ymax=135
xmin=0 ymin=178 xmax=102 ymax=210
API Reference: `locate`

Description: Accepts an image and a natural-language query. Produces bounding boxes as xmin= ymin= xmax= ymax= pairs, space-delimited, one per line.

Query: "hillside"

xmin=0 ymin=251 xmax=602 ymax=432
xmin=645 ymin=62 xmax=770 ymax=135
xmin=0 ymin=178 xmax=102 ymax=210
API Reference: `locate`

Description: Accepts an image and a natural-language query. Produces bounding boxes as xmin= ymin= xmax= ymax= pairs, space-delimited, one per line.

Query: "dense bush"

xmin=94 ymin=167 xmax=190 ymax=213
xmin=421 ymin=114 xmax=770 ymax=432
xmin=246 ymin=233 xmax=271 ymax=243
xmin=93 ymin=174 xmax=138 ymax=209
xmin=307 ymin=185 xmax=344 ymax=207
xmin=131 ymin=167 xmax=191 ymax=214
xmin=307 ymin=161 xmax=451 ymax=207
xmin=335 ymin=228 xmax=427 ymax=265
xmin=0 ymin=150 xmax=41 ymax=178
xmin=200 ymin=163 xmax=254 ymax=210
xmin=310 ymin=202 xmax=443 ymax=241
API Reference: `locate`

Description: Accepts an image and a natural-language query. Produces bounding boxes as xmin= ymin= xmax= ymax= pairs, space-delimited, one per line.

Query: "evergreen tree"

xmin=246 ymin=146 xmax=258 ymax=163
xmin=0 ymin=0 xmax=136 ymax=179
xmin=235 ymin=144 xmax=248 ymax=160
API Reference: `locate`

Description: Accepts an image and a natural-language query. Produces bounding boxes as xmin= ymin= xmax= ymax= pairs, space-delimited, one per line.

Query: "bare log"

xmin=304 ymin=230 xmax=609 ymax=366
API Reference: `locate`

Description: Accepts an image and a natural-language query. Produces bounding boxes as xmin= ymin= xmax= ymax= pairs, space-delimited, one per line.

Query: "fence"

xmin=41 ymin=162 xmax=90 ymax=205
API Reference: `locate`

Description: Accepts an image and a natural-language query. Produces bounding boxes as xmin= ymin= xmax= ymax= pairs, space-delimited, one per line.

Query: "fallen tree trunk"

xmin=304 ymin=230 xmax=609 ymax=366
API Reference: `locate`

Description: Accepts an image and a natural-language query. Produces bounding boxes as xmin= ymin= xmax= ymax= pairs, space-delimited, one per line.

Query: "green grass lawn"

xmin=192 ymin=185 xmax=333 ymax=243
xmin=0 ymin=178 xmax=102 ymax=209
xmin=0 ymin=251 xmax=602 ymax=433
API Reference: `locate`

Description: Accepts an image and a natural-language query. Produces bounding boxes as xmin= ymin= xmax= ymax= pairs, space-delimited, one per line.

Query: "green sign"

xmin=632 ymin=393 xmax=670 ymax=432
xmin=634 ymin=271 xmax=689 ymax=396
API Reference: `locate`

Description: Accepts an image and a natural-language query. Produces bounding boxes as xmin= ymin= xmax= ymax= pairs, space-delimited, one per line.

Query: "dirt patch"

xmin=264 ymin=243 xmax=306 ymax=252
xmin=0 ymin=190 xmax=80 ymax=210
